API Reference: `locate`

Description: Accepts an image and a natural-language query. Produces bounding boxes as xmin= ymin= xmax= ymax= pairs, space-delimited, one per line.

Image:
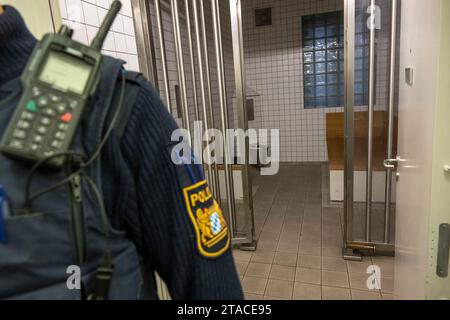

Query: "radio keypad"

xmin=8 ymin=88 xmax=78 ymax=156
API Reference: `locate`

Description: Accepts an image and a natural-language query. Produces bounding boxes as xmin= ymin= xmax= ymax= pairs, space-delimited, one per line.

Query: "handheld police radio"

xmin=0 ymin=1 xmax=122 ymax=168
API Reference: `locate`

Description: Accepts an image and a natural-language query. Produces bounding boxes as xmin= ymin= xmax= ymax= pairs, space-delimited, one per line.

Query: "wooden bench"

xmin=326 ymin=111 xmax=398 ymax=172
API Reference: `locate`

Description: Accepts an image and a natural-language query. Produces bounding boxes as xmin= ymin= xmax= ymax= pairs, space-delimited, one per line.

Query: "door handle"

xmin=437 ymin=223 xmax=450 ymax=278
xmin=383 ymin=156 xmax=405 ymax=170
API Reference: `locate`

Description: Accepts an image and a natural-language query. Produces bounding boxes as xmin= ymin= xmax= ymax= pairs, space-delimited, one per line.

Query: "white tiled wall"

xmin=59 ymin=0 xmax=140 ymax=71
xmin=240 ymin=0 xmax=394 ymax=162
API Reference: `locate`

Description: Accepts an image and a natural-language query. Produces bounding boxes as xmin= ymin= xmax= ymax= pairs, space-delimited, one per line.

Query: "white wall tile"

xmin=113 ymin=32 xmax=127 ymax=53
xmin=65 ymin=0 xmax=85 ymax=23
xmin=59 ymin=0 xmax=68 ymax=19
xmin=82 ymin=1 xmax=100 ymax=27
xmin=120 ymin=0 xmax=133 ymax=17
xmin=122 ymin=16 xmax=135 ymax=36
xmin=112 ymin=14 xmax=124 ymax=33
xmin=96 ymin=0 xmax=110 ymax=8
xmin=125 ymin=35 xmax=137 ymax=54
xmin=59 ymin=0 xmax=139 ymax=72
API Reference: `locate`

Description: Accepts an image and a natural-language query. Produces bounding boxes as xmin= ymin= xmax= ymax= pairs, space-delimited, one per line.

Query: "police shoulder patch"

xmin=183 ymin=180 xmax=230 ymax=258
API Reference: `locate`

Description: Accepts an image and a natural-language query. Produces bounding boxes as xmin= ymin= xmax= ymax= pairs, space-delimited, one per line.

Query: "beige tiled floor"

xmin=233 ymin=164 xmax=395 ymax=300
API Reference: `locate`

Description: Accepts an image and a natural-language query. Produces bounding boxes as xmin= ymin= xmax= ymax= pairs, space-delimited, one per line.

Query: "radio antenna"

xmin=91 ymin=0 xmax=122 ymax=50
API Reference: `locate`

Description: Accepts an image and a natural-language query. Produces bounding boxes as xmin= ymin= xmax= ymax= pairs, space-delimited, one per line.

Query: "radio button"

xmin=60 ymin=112 xmax=73 ymax=123
xmin=69 ymin=100 xmax=79 ymax=109
xmin=49 ymin=94 xmax=61 ymax=103
xmin=37 ymin=96 xmax=49 ymax=107
xmin=25 ymin=101 xmax=37 ymax=112
xmin=17 ymin=120 xmax=31 ymax=130
xmin=21 ymin=111 xmax=35 ymax=121
xmin=13 ymin=130 xmax=27 ymax=139
xmin=36 ymin=126 xmax=48 ymax=135
xmin=33 ymin=135 xmax=44 ymax=143
xmin=57 ymin=123 xmax=69 ymax=131
xmin=31 ymin=87 xmax=42 ymax=97
xmin=54 ymin=131 xmax=66 ymax=140
xmin=56 ymin=102 xmax=67 ymax=113
xmin=30 ymin=144 xmax=41 ymax=152
xmin=50 ymin=140 xmax=63 ymax=149
xmin=43 ymin=108 xmax=56 ymax=117
xmin=40 ymin=117 xmax=52 ymax=126
xmin=9 ymin=140 xmax=24 ymax=149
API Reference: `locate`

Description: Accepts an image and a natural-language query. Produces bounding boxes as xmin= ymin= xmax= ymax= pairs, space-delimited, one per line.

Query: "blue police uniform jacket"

xmin=0 ymin=6 xmax=244 ymax=300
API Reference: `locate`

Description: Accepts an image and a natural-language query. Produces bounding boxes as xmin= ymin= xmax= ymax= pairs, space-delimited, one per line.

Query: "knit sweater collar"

xmin=0 ymin=6 xmax=37 ymax=88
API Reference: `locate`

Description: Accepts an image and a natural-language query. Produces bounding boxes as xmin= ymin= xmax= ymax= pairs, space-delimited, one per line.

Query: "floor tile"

xmin=248 ymin=164 xmax=395 ymax=301
xmin=235 ymin=261 xmax=248 ymax=277
xmin=346 ymin=259 xmax=374 ymax=274
xmin=322 ymin=286 xmax=351 ymax=300
xmin=374 ymin=261 xmax=395 ymax=278
xmin=269 ymin=265 xmax=296 ymax=282
xmin=351 ymin=289 xmax=382 ymax=300
xmin=322 ymin=246 xmax=342 ymax=258
xmin=297 ymin=255 xmax=321 ymax=269
xmin=277 ymin=241 xmax=300 ymax=253
xmin=349 ymin=272 xmax=379 ymax=292
xmin=245 ymin=293 xmax=264 ymax=300
xmin=322 ymin=257 xmax=348 ymax=272
xmin=233 ymin=250 xmax=253 ymax=263
xmin=295 ymin=267 xmax=321 ymax=285
xmin=265 ymin=279 xmax=294 ymax=299
xmin=382 ymin=293 xmax=394 ymax=300
xmin=299 ymin=246 xmax=321 ymax=256
xmin=245 ymin=263 xmax=271 ymax=278
xmin=251 ymin=250 xmax=275 ymax=264
xmin=292 ymin=283 xmax=322 ymax=300
xmin=273 ymin=251 xmax=298 ymax=267
xmin=263 ymin=296 xmax=289 ymax=300
xmin=379 ymin=277 xmax=394 ymax=293
xmin=242 ymin=276 xmax=268 ymax=295
xmin=257 ymin=240 xmax=279 ymax=251
xmin=321 ymin=270 xmax=350 ymax=288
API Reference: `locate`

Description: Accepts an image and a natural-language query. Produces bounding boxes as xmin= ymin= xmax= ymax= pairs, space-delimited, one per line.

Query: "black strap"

xmin=88 ymin=250 xmax=114 ymax=300
xmin=106 ymin=70 xmax=143 ymax=139
xmin=88 ymin=70 xmax=145 ymax=300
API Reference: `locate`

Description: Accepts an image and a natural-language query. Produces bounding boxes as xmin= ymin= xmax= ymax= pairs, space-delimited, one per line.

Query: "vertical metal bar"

xmin=212 ymin=0 xmax=237 ymax=235
xmin=229 ymin=0 xmax=256 ymax=244
xmin=384 ymin=0 xmax=397 ymax=244
xmin=155 ymin=0 xmax=172 ymax=113
xmin=131 ymin=0 xmax=158 ymax=85
xmin=199 ymin=0 xmax=221 ymax=202
xmin=192 ymin=0 xmax=213 ymax=192
xmin=171 ymin=0 xmax=191 ymax=136
xmin=366 ymin=0 xmax=376 ymax=243
xmin=344 ymin=0 xmax=355 ymax=245
xmin=199 ymin=0 xmax=222 ymax=204
xmin=184 ymin=0 xmax=201 ymax=121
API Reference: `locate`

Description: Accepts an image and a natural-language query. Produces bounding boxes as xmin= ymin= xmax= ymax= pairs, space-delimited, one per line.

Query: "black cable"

xmin=23 ymin=151 xmax=87 ymax=211
xmin=81 ymin=73 xmax=126 ymax=169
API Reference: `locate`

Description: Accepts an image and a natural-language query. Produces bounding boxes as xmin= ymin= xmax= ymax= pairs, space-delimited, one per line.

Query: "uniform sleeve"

xmin=121 ymin=81 xmax=244 ymax=300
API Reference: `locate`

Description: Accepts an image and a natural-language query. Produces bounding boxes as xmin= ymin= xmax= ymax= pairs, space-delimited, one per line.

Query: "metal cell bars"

xmin=211 ymin=0 xmax=237 ymax=239
xmin=384 ymin=0 xmax=398 ymax=244
xmin=150 ymin=0 xmax=257 ymax=245
xmin=170 ymin=0 xmax=191 ymax=136
xmin=229 ymin=0 xmax=256 ymax=248
xmin=366 ymin=0 xmax=376 ymax=242
xmin=343 ymin=0 xmax=398 ymax=256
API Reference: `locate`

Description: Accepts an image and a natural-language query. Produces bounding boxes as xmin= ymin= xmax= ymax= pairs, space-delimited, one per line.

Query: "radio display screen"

xmin=39 ymin=51 xmax=93 ymax=95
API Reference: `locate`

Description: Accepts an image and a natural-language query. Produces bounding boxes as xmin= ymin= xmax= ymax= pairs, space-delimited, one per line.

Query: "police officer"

xmin=0 ymin=5 xmax=243 ymax=300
